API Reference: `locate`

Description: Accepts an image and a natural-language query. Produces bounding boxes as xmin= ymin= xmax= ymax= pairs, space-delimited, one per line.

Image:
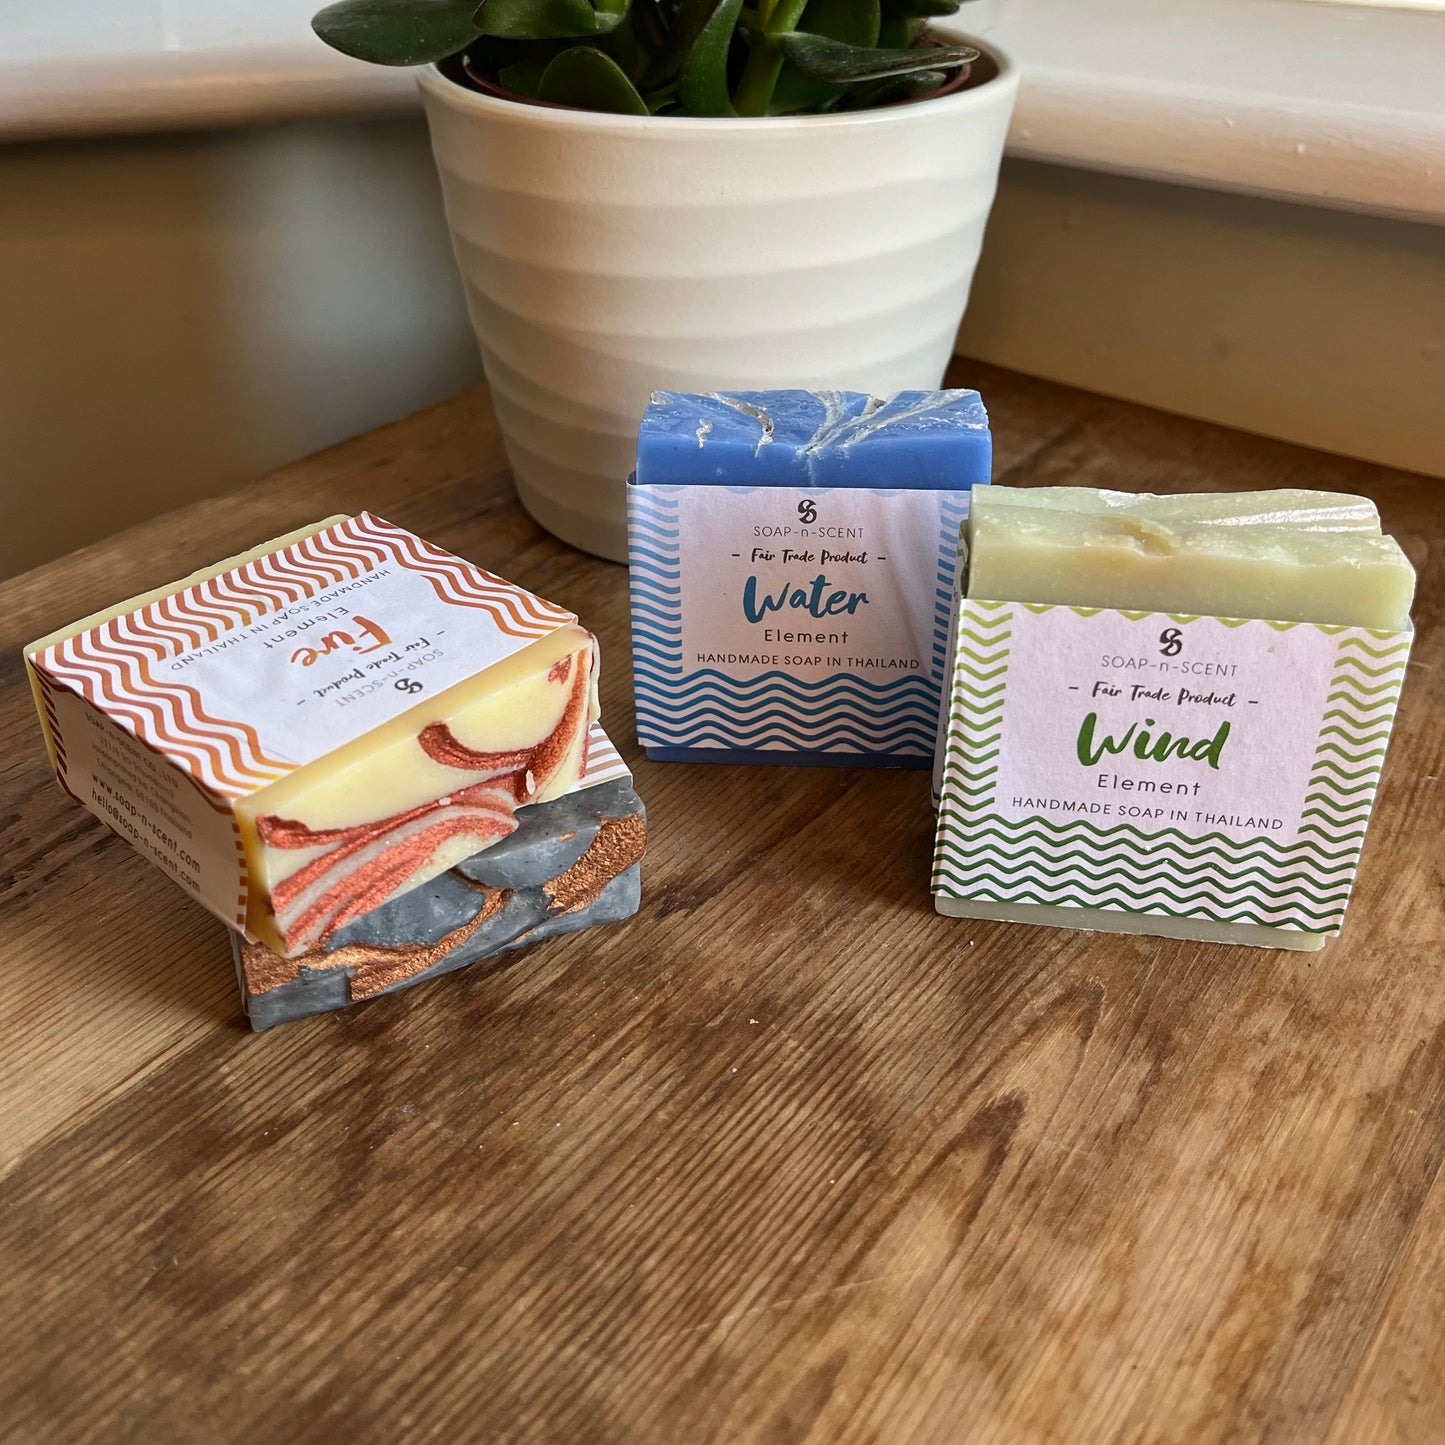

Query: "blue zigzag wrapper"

xmin=932 ymin=600 xmax=1413 ymax=948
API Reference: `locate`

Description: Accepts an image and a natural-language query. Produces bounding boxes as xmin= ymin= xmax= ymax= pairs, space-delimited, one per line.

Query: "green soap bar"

xmin=936 ymin=485 xmax=1415 ymax=950
xmin=966 ymin=492 xmax=1415 ymax=629
xmin=974 ymin=486 xmax=1382 ymax=532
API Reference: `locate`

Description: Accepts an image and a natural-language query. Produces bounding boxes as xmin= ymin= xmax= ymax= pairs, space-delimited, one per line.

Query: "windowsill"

xmin=2 ymin=0 xmax=1441 ymax=223
xmin=0 ymin=2 xmax=415 ymax=141
xmin=991 ymin=0 xmax=1445 ymax=223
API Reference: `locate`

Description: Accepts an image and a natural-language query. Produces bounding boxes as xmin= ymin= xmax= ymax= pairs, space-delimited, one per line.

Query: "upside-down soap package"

xmin=628 ymin=389 xmax=991 ymax=767
xmin=932 ymin=486 xmax=1417 ymax=950
xmin=24 ymin=513 xmax=620 ymax=961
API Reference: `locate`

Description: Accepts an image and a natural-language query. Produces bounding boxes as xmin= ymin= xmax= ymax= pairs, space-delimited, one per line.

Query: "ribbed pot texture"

xmin=418 ymin=40 xmax=1019 ymax=561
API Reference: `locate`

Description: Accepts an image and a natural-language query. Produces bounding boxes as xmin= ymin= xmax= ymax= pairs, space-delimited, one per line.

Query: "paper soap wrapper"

xmin=932 ymin=598 xmax=1412 ymax=948
xmin=25 ymin=513 xmax=605 ymax=956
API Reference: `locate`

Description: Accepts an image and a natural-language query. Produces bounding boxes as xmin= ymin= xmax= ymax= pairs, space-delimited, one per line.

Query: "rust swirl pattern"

xmin=260 ymin=635 xmax=597 ymax=952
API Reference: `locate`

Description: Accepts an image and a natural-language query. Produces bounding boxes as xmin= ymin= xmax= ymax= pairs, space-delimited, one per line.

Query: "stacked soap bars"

xmin=933 ymin=487 xmax=1416 ymax=949
xmin=25 ymin=513 xmax=645 ymax=1027
xmin=233 ymin=750 xmax=644 ymax=1030
xmin=629 ymin=389 xmax=991 ymax=767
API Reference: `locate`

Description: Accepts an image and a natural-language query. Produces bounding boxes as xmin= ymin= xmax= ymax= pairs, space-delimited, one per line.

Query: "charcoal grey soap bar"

xmin=232 ymin=778 xmax=646 ymax=1029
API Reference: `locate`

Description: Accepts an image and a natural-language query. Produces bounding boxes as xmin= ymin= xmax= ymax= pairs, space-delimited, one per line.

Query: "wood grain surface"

xmin=1 ymin=361 xmax=1441 ymax=1445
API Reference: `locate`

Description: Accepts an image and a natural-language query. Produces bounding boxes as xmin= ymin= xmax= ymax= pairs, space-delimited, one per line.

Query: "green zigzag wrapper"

xmin=932 ymin=603 xmax=1411 ymax=935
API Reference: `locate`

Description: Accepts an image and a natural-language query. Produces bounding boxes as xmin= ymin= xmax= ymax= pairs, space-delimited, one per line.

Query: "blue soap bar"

xmin=629 ymin=387 xmax=992 ymax=770
xmin=636 ymin=389 xmax=991 ymax=491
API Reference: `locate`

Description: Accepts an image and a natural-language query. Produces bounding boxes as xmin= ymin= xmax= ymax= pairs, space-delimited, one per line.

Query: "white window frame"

xmin=984 ymin=0 xmax=1445 ymax=222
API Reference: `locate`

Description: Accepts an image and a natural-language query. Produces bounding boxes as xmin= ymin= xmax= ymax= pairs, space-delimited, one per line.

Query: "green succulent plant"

xmin=312 ymin=0 xmax=981 ymax=117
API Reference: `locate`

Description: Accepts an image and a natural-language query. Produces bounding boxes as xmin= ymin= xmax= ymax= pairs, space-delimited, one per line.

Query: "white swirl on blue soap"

xmin=636 ymin=389 xmax=991 ymax=491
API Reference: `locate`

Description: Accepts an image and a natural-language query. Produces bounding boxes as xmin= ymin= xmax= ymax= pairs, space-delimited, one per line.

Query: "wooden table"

xmin=2 ymin=361 xmax=1441 ymax=1444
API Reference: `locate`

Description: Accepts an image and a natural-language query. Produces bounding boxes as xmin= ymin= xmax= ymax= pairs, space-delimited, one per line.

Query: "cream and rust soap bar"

xmin=233 ymin=726 xmax=643 ymax=1030
xmin=26 ymin=514 xmax=599 ymax=956
xmin=933 ymin=487 xmax=1416 ymax=949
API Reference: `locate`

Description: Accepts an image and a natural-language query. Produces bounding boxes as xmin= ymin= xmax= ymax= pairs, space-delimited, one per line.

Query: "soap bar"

xmin=973 ymin=486 xmax=1383 ymax=531
xmin=26 ymin=513 xmax=600 ymax=956
xmin=629 ymin=388 xmax=990 ymax=768
xmin=233 ymin=764 xmax=645 ymax=1030
xmin=965 ymin=490 xmax=1414 ymax=627
xmin=934 ymin=486 xmax=1415 ymax=949
xmin=637 ymin=389 xmax=992 ymax=490
xmin=931 ymin=487 xmax=1397 ymax=803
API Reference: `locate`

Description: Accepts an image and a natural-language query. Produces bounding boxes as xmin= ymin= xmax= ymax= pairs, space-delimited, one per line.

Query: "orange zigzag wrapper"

xmin=26 ymin=514 xmax=607 ymax=954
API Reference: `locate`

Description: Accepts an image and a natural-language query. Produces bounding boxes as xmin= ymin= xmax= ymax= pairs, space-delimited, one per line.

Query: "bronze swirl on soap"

xmin=259 ymin=636 xmax=596 ymax=952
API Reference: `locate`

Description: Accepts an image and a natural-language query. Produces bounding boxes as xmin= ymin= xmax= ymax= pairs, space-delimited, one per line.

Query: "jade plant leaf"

xmin=767 ymin=0 xmax=880 ymax=113
xmin=764 ymin=68 xmax=831 ymax=115
xmin=630 ymin=0 xmax=670 ymax=51
xmin=801 ymin=0 xmax=881 ymax=48
xmin=678 ymin=0 xmax=745 ymax=116
xmin=776 ymin=31 xmax=975 ymax=85
xmin=537 ymin=45 xmax=651 ymax=111
xmin=496 ymin=55 xmax=552 ymax=93
xmin=883 ymin=0 xmax=962 ymax=16
xmin=643 ymin=83 xmax=680 ymax=112
xmin=840 ymin=67 xmax=946 ymax=108
xmin=877 ymin=0 xmax=961 ymax=49
xmin=312 ymin=0 xmax=481 ymax=65
xmin=474 ymin=0 xmax=629 ymax=40
xmin=638 ymin=0 xmax=715 ymax=84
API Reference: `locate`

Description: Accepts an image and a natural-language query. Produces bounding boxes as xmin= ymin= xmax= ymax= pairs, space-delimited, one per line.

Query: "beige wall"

xmin=958 ymin=159 xmax=1445 ymax=480
xmin=2 ymin=131 xmax=1441 ymax=581
xmin=0 ymin=117 xmax=481 ymax=581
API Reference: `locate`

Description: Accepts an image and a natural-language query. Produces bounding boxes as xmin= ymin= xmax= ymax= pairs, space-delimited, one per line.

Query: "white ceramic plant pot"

xmin=418 ymin=39 xmax=1019 ymax=561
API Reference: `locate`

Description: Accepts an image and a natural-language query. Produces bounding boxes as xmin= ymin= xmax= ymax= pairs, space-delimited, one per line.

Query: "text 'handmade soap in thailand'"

xmin=932 ymin=487 xmax=1417 ymax=949
xmin=25 ymin=514 xmax=602 ymax=957
xmin=628 ymin=389 xmax=991 ymax=767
